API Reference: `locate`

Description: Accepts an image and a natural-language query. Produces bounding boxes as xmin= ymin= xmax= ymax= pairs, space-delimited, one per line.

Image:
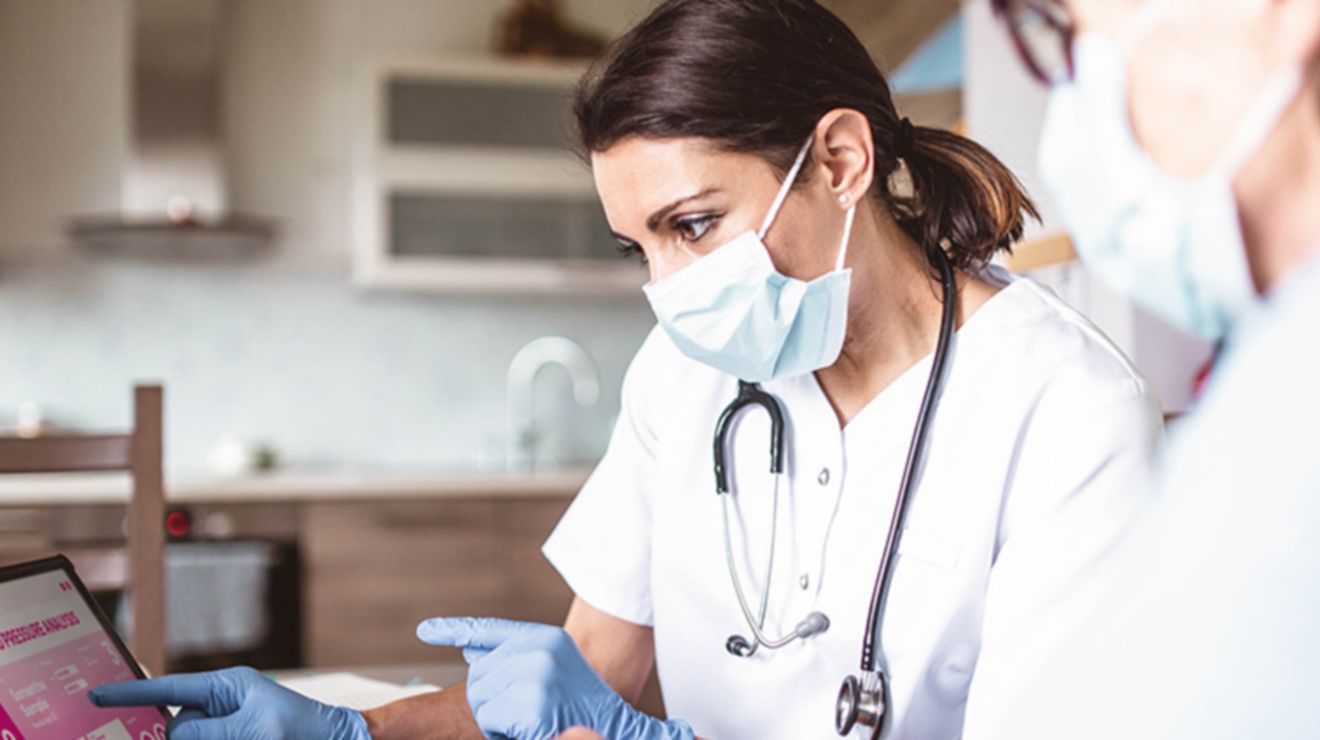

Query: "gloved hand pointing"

xmin=418 ymin=617 xmax=693 ymax=740
xmin=89 ymin=666 xmax=370 ymax=740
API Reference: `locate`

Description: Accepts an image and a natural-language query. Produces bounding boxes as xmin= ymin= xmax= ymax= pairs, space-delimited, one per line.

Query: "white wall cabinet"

xmin=353 ymin=58 xmax=646 ymax=295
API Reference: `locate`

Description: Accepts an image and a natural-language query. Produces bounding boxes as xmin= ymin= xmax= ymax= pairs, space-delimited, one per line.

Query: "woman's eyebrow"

xmin=645 ymin=188 xmax=720 ymax=231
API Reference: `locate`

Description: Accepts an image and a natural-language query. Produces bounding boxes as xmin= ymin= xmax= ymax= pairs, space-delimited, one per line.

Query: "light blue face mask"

xmin=1037 ymin=0 xmax=1302 ymax=340
xmin=642 ymin=138 xmax=856 ymax=382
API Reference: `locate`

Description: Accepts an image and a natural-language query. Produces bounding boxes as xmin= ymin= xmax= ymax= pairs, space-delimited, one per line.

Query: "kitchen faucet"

xmin=506 ymin=336 xmax=600 ymax=471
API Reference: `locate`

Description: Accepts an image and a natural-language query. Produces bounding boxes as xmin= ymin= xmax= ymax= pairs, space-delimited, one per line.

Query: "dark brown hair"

xmin=574 ymin=0 xmax=1038 ymax=270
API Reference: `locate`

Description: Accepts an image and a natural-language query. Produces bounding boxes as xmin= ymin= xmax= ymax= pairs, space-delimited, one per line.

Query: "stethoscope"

xmin=714 ymin=248 xmax=958 ymax=740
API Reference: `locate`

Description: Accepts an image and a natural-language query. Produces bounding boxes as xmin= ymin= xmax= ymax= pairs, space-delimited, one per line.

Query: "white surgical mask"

xmin=1037 ymin=0 xmax=1301 ymax=340
xmin=643 ymin=138 xmax=855 ymax=382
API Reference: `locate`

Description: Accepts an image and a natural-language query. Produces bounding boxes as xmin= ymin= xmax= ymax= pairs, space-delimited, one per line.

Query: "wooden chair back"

xmin=0 ymin=386 xmax=165 ymax=675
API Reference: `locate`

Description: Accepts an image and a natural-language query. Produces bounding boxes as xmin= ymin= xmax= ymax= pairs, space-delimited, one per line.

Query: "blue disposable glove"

xmin=89 ymin=666 xmax=370 ymax=740
xmin=418 ymin=617 xmax=693 ymax=740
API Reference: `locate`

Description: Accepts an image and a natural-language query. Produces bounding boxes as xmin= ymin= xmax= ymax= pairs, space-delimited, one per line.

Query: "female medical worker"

xmin=961 ymin=1 xmax=1320 ymax=739
xmin=89 ymin=1 xmax=1163 ymax=739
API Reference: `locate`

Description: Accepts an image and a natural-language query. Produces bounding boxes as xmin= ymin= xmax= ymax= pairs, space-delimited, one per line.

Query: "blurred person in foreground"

xmin=964 ymin=1 xmax=1320 ymax=738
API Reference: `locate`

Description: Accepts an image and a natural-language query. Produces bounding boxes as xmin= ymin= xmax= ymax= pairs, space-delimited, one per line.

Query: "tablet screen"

xmin=0 ymin=566 xmax=168 ymax=740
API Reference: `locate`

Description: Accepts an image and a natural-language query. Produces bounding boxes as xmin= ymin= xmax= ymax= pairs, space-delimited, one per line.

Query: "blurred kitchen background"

xmin=0 ymin=0 xmax=1209 ymax=687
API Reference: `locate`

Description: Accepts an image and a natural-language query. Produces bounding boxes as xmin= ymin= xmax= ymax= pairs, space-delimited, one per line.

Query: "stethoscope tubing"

xmin=711 ymin=248 xmax=959 ymax=681
xmin=720 ymin=476 xmax=782 ymax=655
xmin=858 ymin=250 xmax=959 ymax=674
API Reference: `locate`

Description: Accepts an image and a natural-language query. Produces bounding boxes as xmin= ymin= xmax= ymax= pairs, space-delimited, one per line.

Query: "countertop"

xmin=0 ymin=468 xmax=591 ymax=506
xmin=270 ymin=662 xmax=468 ymax=690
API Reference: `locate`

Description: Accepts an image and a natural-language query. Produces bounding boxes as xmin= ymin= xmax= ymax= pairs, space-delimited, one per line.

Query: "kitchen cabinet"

xmin=352 ymin=58 xmax=646 ymax=295
xmin=301 ymin=496 xmax=575 ymax=667
xmin=0 ymin=482 xmax=667 ymax=714
xmin=302 ymin=495 xmax=666 ymax=715
xmin=0 ymin=508 xmax=53 ymax=565
xmin=0 ymin=492 xmax=575 ymax=669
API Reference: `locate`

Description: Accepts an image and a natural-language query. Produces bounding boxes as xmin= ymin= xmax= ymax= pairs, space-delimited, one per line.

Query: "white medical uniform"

xmin=544 ymin=269 xmax=1163 ymax=739
xmin=965 ymin=252 xmax=1320 ymax=740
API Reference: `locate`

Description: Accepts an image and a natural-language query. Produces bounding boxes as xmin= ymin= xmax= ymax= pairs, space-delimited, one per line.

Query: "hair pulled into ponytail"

xmin=890 ymin=123 xmax=1040 ymax=269
xmin=575 ymin=0 xmax=1038 ymax=270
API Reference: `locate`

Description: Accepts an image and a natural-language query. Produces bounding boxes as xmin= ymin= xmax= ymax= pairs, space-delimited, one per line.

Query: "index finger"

xmin=89 ymin=674 xmax=221 ymax=711
xmin=415 ymin=617 xmax=531 ymax=651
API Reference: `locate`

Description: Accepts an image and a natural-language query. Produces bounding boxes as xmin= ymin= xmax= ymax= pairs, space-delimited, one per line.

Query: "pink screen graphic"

xmin=0 ymin=571 xmax=168 ymax=740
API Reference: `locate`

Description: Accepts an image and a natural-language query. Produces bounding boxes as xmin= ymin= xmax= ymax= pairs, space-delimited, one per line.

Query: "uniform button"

xmin=817 ymin=467 xmax=830 ymax=486
xmin=799 ymin=574 xmax=810 ymax=590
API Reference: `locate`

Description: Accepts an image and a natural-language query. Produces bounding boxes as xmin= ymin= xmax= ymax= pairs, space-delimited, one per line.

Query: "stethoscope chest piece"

xmin=835 ymin=672 xmax=887 ymax=740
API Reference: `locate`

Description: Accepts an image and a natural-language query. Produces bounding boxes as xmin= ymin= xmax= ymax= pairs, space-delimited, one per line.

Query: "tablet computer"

xmin=0 ymin=556 xmax=169 ymax=740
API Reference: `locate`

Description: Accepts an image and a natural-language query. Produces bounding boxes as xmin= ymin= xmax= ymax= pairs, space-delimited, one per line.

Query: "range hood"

xmin=67 ymin=0 xmax=275 ymax=258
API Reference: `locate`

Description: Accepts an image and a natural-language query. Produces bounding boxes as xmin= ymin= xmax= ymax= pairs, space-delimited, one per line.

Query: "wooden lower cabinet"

xmin=302 ymin=497 xmax=575 ymax=668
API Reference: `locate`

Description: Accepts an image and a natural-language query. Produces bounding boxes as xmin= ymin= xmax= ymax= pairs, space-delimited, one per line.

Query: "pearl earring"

xmin=838 ymin=194 xmax=849 ymax=205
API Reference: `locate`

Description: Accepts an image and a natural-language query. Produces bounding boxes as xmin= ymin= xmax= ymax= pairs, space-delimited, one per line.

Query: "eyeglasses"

xmin=991 ymin=0 xmax=1076 ymax=86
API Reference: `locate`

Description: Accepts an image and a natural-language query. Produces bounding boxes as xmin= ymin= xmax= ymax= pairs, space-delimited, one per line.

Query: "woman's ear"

xmin=813 ymin=109 xmax=875 ymax=207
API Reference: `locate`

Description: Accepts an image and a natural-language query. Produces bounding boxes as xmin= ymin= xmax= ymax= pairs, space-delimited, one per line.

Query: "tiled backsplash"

xmin=0 ymin=258 xmax=654 ymax=473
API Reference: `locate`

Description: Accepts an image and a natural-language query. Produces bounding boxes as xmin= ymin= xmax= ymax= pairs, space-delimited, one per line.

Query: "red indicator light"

xmin=165 ymin=510 xmax=191 ymax=538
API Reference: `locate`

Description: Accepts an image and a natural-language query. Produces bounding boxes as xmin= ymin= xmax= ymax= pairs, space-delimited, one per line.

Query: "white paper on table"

xmin=279 ymin=672 xmax=442 ymax=710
